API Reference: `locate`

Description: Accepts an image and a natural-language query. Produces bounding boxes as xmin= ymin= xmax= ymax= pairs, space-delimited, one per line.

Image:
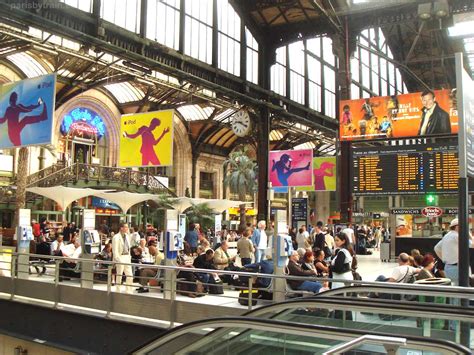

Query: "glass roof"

xmin=270 ymin=130 xmax=284 ymax=140
xmin=294 ymin=142 xmax=316 ymax=150
xmin=6 ymin=52 xmax=49 ymax=78
xmin=103 ymin=82 xmax=145 ymax=103
xmin=177 ymin=104 xmax=214 ymax=121
xmin=213 ymin=108 xmax=236 ymax=123
xmin=59 ymin=0 xmax=93 ymax=13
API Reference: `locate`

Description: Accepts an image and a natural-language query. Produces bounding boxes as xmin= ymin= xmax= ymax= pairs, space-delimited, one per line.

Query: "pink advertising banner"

xmin=268 ymin=149 xmax=313 ymax=187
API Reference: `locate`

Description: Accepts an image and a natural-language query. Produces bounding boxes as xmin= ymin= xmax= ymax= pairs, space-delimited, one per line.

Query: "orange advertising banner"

xmin=339 ymin=89 xmax=458 ymax=141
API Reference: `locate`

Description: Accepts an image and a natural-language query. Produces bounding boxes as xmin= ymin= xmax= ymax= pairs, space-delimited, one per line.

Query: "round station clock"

xmin=231 ymin=110 xmax=251 ymax=137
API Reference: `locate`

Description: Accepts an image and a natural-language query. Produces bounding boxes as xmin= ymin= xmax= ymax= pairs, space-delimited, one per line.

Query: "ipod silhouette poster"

xmin=0 ymin=74 xmax=56 ymax=149
xmin=120 ymin=110 xmax=174 ymax=167
xmin=297 ymin=156 xmax=336 ymax=191
xmin=268 ymin=149 xmax=313 ymax=187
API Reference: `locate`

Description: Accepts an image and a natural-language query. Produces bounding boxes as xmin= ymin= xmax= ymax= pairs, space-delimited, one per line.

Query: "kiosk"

xmin=80 ymin=209 xmax=101 ymax=288
xmin=17 ymin=209 xmax=32 ymax=280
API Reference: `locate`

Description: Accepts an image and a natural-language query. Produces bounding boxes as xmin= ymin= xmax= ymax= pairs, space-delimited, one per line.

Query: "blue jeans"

xmin=297 ymin=280 xmax=322 ymax=293
xmin=255 ymin=249 xmax=265 ymax=263
xmin=444 ymin=264 xmax=459 ymax=286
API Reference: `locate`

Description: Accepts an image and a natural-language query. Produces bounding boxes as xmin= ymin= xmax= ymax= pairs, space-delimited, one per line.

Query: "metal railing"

xmin=1 ymin=252 xmax=474 ymax=313
xmin=323 ymin=334 xmax=407 ymax=355
xmin=130 ymin=317 xmax=471 ymax=355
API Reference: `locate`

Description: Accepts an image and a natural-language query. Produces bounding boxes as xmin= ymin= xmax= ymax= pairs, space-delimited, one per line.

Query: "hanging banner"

xmin=339 ymin=89 xmax=458 ymax=141
xmin=297 ymin=156 xmax=336 ymax=191
xmin=456 ymin=53 xmax=474 ymax=178
xmin=119 ymin=110 xmax=174 ymax=167
xmin=268 ymin=149 xmax=313 ymax=187
xmin=0 ymin=74 xmax=56 ymax=149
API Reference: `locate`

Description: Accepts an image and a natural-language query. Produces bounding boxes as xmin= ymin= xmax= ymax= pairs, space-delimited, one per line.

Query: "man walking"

xmin=251 ymin=220 xmax=268 ymax=263
xmin=112 ymin=222 xmax=134 ymax=293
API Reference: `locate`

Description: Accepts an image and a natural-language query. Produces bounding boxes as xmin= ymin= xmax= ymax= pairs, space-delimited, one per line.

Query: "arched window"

xmin=351 ymin=27 xmax=407 ymax=99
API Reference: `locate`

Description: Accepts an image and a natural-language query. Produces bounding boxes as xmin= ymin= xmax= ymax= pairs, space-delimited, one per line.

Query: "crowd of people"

xmin=26 ymin=215 xmax=461 ymax=301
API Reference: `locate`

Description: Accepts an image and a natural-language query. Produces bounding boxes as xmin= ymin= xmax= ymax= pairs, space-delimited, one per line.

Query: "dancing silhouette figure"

xmin=272 ymin=153 xmax=310 ymax=186
xmin=0 ymin=92 xmax=48 ymax=146
xmin=313 ymin=161 xmax=335 ymax=190
xmin=124 ymin=117 xmax=170 ymax=166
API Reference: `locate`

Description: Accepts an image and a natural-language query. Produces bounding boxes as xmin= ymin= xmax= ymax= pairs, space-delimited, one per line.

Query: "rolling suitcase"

xmin=380 ymin=242 xmax=390 ymax=262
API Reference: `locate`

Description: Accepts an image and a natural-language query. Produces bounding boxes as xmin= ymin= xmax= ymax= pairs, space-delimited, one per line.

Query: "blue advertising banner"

xmin=0 ymin=74 xmax=56 ymax=149
xmin=91 ymin=197 xmax=120 ymax=210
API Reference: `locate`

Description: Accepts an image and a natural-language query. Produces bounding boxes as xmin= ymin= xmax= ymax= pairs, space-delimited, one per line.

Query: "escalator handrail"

xmin=317 ymin=284 xmax=474 ymax=299
xmin=244 ymin=296 xmax=474 ymax=322
xmin=129 ymin=316 xmax=471 ymax=355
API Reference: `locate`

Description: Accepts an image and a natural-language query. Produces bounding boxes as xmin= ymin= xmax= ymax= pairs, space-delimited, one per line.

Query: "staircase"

xmin=0 ymin=162 xmax=176 ymax=205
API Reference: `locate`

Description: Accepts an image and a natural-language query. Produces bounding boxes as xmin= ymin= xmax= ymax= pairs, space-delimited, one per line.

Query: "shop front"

xmin=392 ymin=207 xmax=473 ymax=255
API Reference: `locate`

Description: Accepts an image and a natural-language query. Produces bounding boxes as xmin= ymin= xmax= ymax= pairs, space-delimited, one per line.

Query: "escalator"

xmin=131 ymin=316 xmax=470 ymax=354
xmin=130 ymin=286 xmax=474 ymax=355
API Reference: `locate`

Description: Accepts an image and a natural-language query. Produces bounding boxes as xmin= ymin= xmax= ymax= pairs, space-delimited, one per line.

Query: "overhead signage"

xmin=340 ymin=89 xmax=458 ymax=141
xmin=352 ymin=143 xmax=459 ymax=196
xmin=421 ymin=207 xmax=443 ymax=218
xmin=391 ymin=207 xmax=474 ymax=215
xmin=291 ymin=197 xmax=308 ymax=228
xmin=0 ymin=74 xmax=56 ymax=149
xmin=60 ymin=107 xmax=106 ymax=140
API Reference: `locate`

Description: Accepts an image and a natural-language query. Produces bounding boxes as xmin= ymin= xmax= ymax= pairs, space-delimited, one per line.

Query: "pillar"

xmin=331 ymin=23 xmax=357 ymax=222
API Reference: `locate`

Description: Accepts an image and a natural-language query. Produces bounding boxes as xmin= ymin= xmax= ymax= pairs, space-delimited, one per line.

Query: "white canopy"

xmin=26 ymin=186 xmax=105 ymax=211
xmin=96 ymin=190 xmax=160 ymax=213
xmin=26 ymin=186 xmax=245 ymax=213
xmin=169 ymin=197 xmax=246 ymax=213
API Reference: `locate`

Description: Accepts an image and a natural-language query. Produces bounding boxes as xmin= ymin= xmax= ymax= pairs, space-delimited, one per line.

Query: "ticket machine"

xmin=81 ymin=229 xmax=101 ymax=255
xmin=17 ymin=209 xmax=33 ymax=279
xmin=80 ymin=209 xmax=101 ymax=288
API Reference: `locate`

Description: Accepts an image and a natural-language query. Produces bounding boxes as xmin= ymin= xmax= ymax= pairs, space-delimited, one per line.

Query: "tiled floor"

xmin=355 ymin=249 xmax=397 ymax=281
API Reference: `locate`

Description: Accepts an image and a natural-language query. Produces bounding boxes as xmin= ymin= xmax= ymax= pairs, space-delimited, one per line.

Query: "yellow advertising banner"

xmin=119 ymin=110 xmax=174 ymax=167
xmin=296 ymin=156 xmax=336 ymax=191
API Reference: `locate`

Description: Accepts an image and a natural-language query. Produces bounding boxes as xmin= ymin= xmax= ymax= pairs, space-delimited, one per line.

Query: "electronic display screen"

xmin=352 ymin=144 xmax=459 ymax=195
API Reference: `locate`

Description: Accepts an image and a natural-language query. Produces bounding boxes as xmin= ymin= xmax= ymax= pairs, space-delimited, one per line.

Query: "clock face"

xmin=231 ymin=110 xmax=251 ymax=137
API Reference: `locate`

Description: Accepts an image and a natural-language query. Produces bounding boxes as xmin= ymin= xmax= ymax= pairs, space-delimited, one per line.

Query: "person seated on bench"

xmin=94 ymin=241 xmax=113 ymax=281
xmin=194 ymin=249 xmax=220 ymax=290
xmin=50 ymin=235 xmax=65 ymax=256
xmin=287 ymin=250 xmax=325 ymax=293
xmin=136 ymin=246 xmax=164 ymax=293
xmin=375 ymin=252 xmax=419 ymax=283
xmin=59 ymin=239 xmax=82 ymax=280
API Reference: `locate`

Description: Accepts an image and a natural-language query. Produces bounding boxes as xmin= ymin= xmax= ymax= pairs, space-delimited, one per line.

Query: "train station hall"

xmin=0 ymin=0 xmax=474 ymax=354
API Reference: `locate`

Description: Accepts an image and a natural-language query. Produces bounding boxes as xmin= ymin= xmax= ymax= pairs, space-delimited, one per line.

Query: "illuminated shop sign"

xmin=60 ymin=107 xmax=106 ymax=139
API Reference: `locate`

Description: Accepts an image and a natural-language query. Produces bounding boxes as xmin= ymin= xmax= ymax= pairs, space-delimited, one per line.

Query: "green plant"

xmin=223 ymin=147 xmax=257 ymax=231
xmin=185 ymin=202 xmax=214 ymax=230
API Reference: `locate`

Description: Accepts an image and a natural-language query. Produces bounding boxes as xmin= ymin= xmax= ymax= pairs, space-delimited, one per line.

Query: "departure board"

xmin=352 ymin=144 xmax=459 ymax=195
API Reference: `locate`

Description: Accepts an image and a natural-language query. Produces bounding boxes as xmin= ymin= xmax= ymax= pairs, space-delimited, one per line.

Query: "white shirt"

xmin=342 ymin=228 xmax=355 ymax=244
xmin=131 ymin=232 xmax=141 ymax=247
xmin=330 ymin=248 xmax=353 ymax=269
xmin=325 ymin=234 xmax=335 ymax=250
xmin=391 ymin=264 xmax=416 ymax=282
xmin=50 ymin=240 xmax=64 ymax=255
xmin=296 ymin=232 xmax=307 ymax=249
xmin=60 ymin=244 xmax=82 ymax=260
xmin=258 ymin=230 xmax=268 ymax=249
xmin=141 ymin=246 xmax=154 ymax=263
xmin=433 ymin=230 xmax=471 ymax=265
